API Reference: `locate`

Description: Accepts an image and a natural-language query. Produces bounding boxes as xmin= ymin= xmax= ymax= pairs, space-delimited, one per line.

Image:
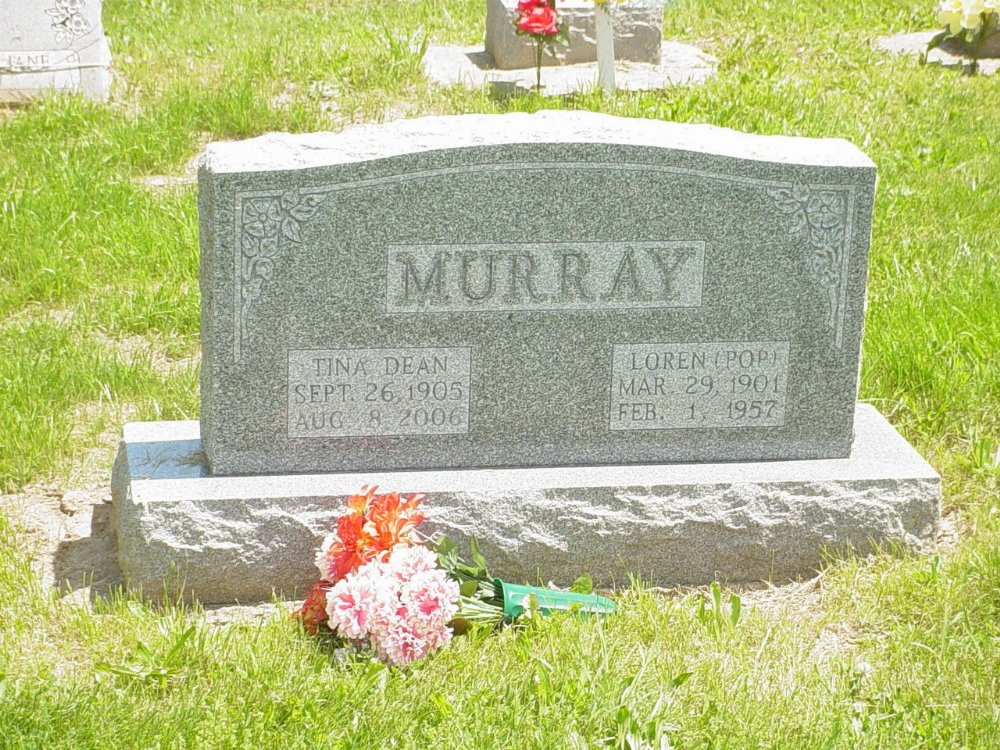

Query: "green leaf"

xmin=729 ymin=593 xmax=742 ymax=627
xmin=432 ymin=535 xmax=457 ymax=556
xmin=710 ymin=581 xmax=722 ymax=613
xmin=925 ymin=29 xmax=950 ymax=54
xmin=670 ymin=671 xmax=693 ymax=689
xmin=570 ymin=573 xmax=593 ymax=594
xmin=459 ymin=580 xmax=479 ymax=597
xmin=469 ymin=537 xmax=488 ymax=574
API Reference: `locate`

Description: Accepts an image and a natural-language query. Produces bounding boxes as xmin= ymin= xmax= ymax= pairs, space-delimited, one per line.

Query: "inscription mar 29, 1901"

xmin=610 ymin=342 xmax=790 ymax=430
xmin=288 ymin=347 xmax=471 ymax=438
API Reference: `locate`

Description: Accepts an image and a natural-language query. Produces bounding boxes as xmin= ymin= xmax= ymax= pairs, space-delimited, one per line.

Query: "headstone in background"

xmin=484 ymin=0 xmax=665 ymax=70
xmin=197 ymin=112 xmax=876 ymax=477
xmin=0 ymin=0 xmax=112 ymax=103
xmin=113 ymin=112 xmax=940 ymax=604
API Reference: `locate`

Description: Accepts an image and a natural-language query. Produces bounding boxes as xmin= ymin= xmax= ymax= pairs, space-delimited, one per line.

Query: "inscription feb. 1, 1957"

xmin=288 ymin=347 xmax=471 ymax=438
xmin=610 ymin=342 xmax=790 ymax=430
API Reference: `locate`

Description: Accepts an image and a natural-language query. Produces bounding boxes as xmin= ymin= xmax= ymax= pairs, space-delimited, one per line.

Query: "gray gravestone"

xmin=198 ymin=112 xmax=876 ymax=476
xmin=484 ymin=0 xmax=665 ymax=70
xmin=112 ymin=112 xmax=939 ymax=603
xmin=0 ymin=0 xmax=111 ymax=103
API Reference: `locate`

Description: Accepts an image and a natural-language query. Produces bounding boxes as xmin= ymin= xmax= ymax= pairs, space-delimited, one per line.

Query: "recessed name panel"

xmin=288 ymin=347 xmax=471 ymax=438
xmin=386 ymin=241 xmax=705 ymax=312
xmin=610 ymin=341 xmax=790 ymax=431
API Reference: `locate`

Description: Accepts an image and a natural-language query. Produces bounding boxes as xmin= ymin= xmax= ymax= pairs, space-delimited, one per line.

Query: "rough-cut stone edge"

xmin=201 ymin=107 xmax=872 ymax=176
xmin=112 ymin=404 xmax=940 ymax=604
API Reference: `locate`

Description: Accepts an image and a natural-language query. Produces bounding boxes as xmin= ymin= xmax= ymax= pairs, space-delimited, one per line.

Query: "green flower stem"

xmin=534 ymin=37 xmax=543 ymax=92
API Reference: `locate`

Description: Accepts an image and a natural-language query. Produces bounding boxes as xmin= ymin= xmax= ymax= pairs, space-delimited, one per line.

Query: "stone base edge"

xmin=111 ymin=404 xmax=940 ymax=604
xmin=422 ymin=41 xmax=718 ymax=95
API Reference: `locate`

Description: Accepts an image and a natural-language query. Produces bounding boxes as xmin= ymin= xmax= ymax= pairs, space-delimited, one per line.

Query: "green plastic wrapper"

xmin=496 ymin=579 xmax=616 ymax=621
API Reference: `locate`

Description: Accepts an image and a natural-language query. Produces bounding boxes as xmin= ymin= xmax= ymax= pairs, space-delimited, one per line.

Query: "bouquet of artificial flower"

xmin=293 ymin=486 xmax=615 ymax=666
xmin=929 ymin=0 xmax=1000 ymax=72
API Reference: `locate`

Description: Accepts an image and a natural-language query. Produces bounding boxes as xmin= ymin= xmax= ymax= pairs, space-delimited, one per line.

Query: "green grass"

xmin=1 ymin=0 xmax=998 ymax=747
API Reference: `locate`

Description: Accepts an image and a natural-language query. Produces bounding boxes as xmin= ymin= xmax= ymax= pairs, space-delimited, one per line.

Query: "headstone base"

xmin=875 ymin=30 xmax=1000 ymax=76
xmin=423 ymin=41 xmax=717 ymax=95
xmin=112 ymin=404 xmax=939 ymax=604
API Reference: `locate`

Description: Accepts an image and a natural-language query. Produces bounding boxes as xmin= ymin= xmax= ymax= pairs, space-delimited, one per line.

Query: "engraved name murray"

xmin=386 ymin=242 xmax=705 ymax=312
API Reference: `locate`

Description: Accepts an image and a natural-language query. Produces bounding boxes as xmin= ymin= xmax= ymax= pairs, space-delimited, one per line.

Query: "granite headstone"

xmin=199 ymin=111 xmax=877 ymax=476
xmin=112 ymin=113 xmax=940 ymax=603
xmin=0 ymin=0 xmax=111 ymax=103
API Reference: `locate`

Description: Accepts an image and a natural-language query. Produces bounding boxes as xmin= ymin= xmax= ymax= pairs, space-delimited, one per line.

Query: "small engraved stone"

xmin=0 ymin=1 xmax=111 ymax=102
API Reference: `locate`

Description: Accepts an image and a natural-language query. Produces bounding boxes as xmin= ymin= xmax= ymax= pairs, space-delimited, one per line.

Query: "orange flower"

xmin=368 ymin=491 xmax=426 ymax=550
xmin=346 ymin=485 xmax=377 ymax=516
xmin=316 ymin=487 xmax=426 ymax=583
xmin=292 ymin=579 xmax=332 ymax=634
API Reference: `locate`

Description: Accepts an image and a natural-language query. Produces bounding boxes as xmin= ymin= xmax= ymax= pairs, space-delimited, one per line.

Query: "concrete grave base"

xmin=423 ymin=41 xmax=717 ymax=95
xmin=112 ymin=404 xmax=939 ymax=604
xmin=875 ymin=30 xmax=1000 ymax=76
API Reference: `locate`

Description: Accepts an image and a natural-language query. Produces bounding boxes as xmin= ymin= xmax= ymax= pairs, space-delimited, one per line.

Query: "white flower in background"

xmin=961 ymin=0 xmax=986 ymax=30
xmin=937 ymin=1 xmax=964 ymax=33
xmin=937 ymin=0 xmax=999 ymax=33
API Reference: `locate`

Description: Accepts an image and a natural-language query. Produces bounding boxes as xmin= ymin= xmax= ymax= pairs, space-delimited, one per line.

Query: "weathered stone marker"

xmin=113 ymin=112 xmax=940 ymax=603
xmin=0 ymin=0 xmax=111 ymax=103
xmin=198 ymin=112 xmax=876 ymax=476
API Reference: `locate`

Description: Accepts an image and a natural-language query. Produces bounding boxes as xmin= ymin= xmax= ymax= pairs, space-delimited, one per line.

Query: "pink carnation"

xmin=375 ymin=618 xmax=452 ymax=667
xmin=399 ymin=569 xmax=460 ymax=630
xmin=325 ymin=568 xmax=392 ymax=639
xmin=386 ymin=544 xmax=437 ymax=581
xmin=323 ymin=543 xmax=459 ymax=666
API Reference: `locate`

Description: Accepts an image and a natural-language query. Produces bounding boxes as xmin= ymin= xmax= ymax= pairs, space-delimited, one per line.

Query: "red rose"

xmin=516 ymin=4 xmax=559 ymax=37
xmin=516 ymin=0 xmax=549 ymax=10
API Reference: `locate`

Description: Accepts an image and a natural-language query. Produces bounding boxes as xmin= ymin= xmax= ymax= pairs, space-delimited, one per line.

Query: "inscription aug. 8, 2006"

xmin=610 ymin=341 xmax=790 ymax=431
xmin=287 ymin=347 xmax=471 ymax=438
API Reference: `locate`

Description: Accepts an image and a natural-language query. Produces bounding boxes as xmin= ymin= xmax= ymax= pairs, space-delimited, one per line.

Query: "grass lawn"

xmin=1 ymin=0 xmax=998 ymax=747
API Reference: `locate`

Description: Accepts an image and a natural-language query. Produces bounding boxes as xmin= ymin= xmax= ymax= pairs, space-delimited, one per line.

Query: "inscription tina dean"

xmin=385 ymin=241 xmax=705 ymax=313
xmin=287 ymin=347 xmax=471 ymax=438
xmin=609 ymin=341 xmax=791 ymax=431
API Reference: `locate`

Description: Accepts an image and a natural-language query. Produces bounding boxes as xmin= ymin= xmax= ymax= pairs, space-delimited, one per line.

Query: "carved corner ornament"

xmin=234 ymin=189 xmax=328 ymax=362
xmin=767 ymin=183 xmax=854 ymax=349
xmin=46 ymin=0 xmax=93 ymax=46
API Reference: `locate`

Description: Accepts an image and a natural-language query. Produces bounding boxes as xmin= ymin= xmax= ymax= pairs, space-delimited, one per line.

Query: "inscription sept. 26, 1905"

xmin=288 ymin=347 xmax=472 ymax=438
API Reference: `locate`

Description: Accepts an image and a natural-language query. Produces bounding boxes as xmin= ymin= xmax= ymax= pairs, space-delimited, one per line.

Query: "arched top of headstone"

xmin=200 ymin=111 xmax=875 ymax=175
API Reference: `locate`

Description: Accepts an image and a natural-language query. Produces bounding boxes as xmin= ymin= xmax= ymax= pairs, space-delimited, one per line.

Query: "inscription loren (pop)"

xmin=609 ymin=341 xmax=790 ymax=431
xmin=229 ymin=163 xmax=859 ymax=362
xmin=287 ymin=347 xmax=472 ymax=438
xmin=385 ymin=241 xmax=705 ymax=312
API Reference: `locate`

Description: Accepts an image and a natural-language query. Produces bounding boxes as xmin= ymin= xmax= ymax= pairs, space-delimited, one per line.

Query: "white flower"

xmin=962 ymin=0 xmax=987 ymax=28
xmin=938 ymin=0 xmax=964 ymax=33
